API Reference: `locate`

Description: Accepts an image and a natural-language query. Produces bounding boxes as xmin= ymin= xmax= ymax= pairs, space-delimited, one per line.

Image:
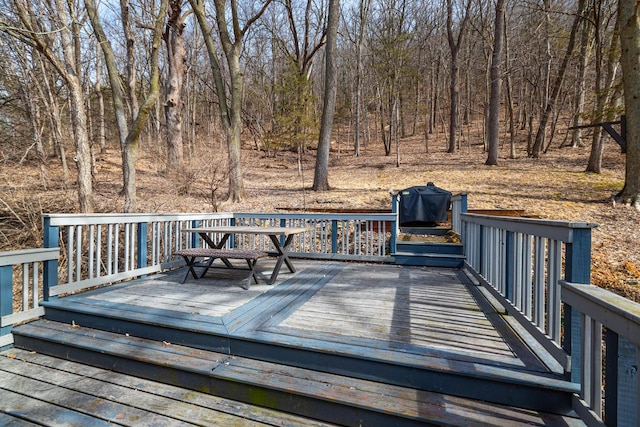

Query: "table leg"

xmin=268 ymin=234 xmax=297 ymax=284
xmin=199 ymin=232 xmax=234 ymax=268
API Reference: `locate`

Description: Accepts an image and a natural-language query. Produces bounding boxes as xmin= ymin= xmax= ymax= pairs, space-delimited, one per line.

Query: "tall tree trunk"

xmin=486 ymin=0 xmax=506 ymax=165
xmin=615 ymin=0 xmax=640 ymax=208
xmin=164 ymin=0 xmax=187 ymax=167
xmin=587 ymin=0 xmax=620 ymax=173
xmin=313 ymin=0 xmax=339 ymax=191
xmin=95 ymin=43 xmax=106 ymax=154
xmin=503 ymin=13 xmax=516 ymax=159
xmin=120 ymin=0 xmax=139 ymax=122
xmin=530 ymin=0 xmax=587 ymax=158
xmin=446 ymin=0 xmax=471 ymax=154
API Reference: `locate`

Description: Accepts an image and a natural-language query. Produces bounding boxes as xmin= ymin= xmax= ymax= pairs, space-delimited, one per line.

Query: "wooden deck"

xmin=5 ymin=260 xmax=585 ymax=426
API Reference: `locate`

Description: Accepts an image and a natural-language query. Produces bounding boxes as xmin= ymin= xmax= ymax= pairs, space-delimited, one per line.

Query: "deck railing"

xmin=41 ymin=212 xmax=396 ymax=297
xmin=0 ymin=248 xmax=59 ymax=348
xmin=461 ymin=213 xmax=638 ymax=426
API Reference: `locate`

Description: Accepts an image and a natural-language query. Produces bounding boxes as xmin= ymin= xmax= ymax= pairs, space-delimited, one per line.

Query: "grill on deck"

xmin=398 ymin=182 xmax=451 ymax=227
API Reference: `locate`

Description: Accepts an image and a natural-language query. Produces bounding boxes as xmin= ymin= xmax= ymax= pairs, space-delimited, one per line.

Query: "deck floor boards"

xmin=6 ymin=260 xmax=585 ymax=425
xmin=48 ymin=260 xmax=551 ymax=374
xmin=0 ymin=349 xmax=336 ymax=427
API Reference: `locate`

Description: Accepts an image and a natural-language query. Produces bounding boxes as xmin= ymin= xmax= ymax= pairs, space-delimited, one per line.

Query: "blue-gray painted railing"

xmin=450 ymin=193 xmax=467 ymax=234
xmin=41 ymin=212 xmax=397 ymax=298
xmin=460 ymin=213 xmax=638 ymax=426
xmin=231 ymin=213 xmax=395 ymax=259
xmin=0 ymin=247 xmax=59 ymax=349
xmin=560 ymin=281 xmax=639 ymax=427
xmin=42 ymin=213 xmax=236 ymax=297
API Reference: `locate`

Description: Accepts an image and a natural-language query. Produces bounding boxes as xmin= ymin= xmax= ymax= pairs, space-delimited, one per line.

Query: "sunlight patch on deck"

xmin=279 ymin=264 xmax=516 ymax=359
xmin=85 ymin=268 xmax=275 ymax=317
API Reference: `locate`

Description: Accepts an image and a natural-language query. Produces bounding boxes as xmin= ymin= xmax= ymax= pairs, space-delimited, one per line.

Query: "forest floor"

xmin=1 ymin=129 xmax=639 ymax=302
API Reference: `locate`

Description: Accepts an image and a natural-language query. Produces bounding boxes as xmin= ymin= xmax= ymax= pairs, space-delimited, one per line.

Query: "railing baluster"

xmin=22 ymin=263 xmax=29 ymax=311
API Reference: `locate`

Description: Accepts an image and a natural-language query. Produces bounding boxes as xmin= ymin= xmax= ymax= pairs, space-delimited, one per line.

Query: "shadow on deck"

xmin=8 ymin=260 xmax=585 ymax=426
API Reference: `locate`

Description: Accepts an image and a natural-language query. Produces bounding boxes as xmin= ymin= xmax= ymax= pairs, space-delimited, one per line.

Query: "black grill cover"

xmin=399 ymin=182 xmax=451 ymax=226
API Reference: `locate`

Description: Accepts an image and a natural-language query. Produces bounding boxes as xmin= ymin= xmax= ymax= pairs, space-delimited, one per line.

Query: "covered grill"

xmin=398 ymin=182 xmax=451 ymax=227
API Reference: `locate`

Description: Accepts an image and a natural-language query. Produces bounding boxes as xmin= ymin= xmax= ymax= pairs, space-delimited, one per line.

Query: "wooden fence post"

xmin=42 ymin=216 xmax=59 ymax=301
xmin=0 ymin=263 xmax=12 ymax=339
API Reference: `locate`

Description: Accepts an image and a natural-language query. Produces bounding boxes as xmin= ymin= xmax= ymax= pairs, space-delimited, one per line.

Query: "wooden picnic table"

xmin=183 ymin=226 xmax=308 ymax=284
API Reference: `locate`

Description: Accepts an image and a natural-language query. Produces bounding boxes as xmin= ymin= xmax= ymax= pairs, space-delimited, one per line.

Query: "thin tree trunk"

xmin=486 ymin=0 xmax=506 ymax=165
xmin=446 ymin=0 xmax=471 ymax=154
xmin=164 ymin=0 xmax=187 ymax=167
xmin=313 ymin=0 xmax=339 ymax=191
xmin=95 ymin=43 xmax=106 ymax=153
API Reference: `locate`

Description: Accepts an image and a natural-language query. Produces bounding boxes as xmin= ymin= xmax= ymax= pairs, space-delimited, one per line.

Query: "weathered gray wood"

xmin=1 ymin=348 xmax=335 ymax=426
xmin=0 ymin=412 xmax=41 ymax=426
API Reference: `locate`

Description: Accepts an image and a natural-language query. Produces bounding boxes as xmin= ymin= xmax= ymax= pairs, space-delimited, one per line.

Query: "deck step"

xmin=393 ymin=251 xmax=465 ymax=267
xmin=11 ymin=320 xmax=585 ymax=427
xmin=396 ymin=241 xmax=463 ymax=255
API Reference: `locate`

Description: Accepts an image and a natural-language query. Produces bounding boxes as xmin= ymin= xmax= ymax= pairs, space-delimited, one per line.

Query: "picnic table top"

xmin=183 ymin=225 xmax=309 ymax=235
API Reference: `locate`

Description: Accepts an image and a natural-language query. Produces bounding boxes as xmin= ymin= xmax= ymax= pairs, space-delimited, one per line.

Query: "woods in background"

xmin=0 ymin=0 xmax=631 ymax=211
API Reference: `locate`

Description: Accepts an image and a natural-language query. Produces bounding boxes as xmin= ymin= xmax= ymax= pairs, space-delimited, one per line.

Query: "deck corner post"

xmin=42 ymin=216 xmax=59 ymax=301
xmin=390 ymin=192 xmax=399 ymax=255
xmin=565 ymin=227 xmax=592 ymax=285
xmin=0 ymin=264 xmax=13 ymax=338
xmin=564 ymin=226 xmax=592 ymax=386
xmin=137 ymin=223 xmax=148 ymax=269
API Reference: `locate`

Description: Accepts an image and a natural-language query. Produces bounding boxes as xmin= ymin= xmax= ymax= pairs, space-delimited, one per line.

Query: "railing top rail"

xmin=461 ymin=213 xmax=597 ymax=242
xmin=0 ymin=247 xmax=59 ymax=266
xmin=43 ymin=212 xmax=234 ymax=225
xmin=234 ymin=212 xmax=397 ymax=221
xmin=561 ymin=280 xmax=640 ymax=346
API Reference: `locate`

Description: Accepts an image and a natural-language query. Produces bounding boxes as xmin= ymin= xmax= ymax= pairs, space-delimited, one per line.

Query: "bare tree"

xmin=1 ymin=0 xmax=94 ymax=212
xmin=312 ymin=0 xmax=340 ymax=191
xmin=485 ymin=0 xmax=506 ymax=165
xmin=190 ymin=0 xmax=272 ymax=202
xmin=164 ymin=0 xmax=190 ymax=167
xmin=586 ymin=0 xmax=620 ymax=173
xmin=530 ymin=0 xmax=587 ymax=158
xmin=446 ymin=0 xmax=472 ymax=153
xmin=86 ymin=0 xmax=169 ymax=212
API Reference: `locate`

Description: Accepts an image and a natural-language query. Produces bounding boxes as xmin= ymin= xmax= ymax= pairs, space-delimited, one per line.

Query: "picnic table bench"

xmin=182 ymin=225 xmax=309 ymax=286
xmin=173 ymin=248 xmax=268 ymax=290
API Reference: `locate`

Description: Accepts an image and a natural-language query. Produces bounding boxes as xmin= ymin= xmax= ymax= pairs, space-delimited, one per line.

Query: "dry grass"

xmin=1 ymin=131 xmax=639 ymax=302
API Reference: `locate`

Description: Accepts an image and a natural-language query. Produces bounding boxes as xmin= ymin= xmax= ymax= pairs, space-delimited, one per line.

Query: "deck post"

xmin=563 ymin=227 xmax=592 ymax=384
xmin=229 ymin=217 xmax=236 ymax=248
xmin=190 ymin=220 xmax=200 ymax=248
xmin=605 ymin=330 xmax=639 ymax=427
xmin=504 ymin=231 xmax=514 ymax=301
xmin=0 ymin=264 xmax=12 ymax=338
xmin=42 ymin=217 xmax=58 ymax=301
xmin=390 ymin=192 xmax=398 ymax=254
xmin=137 ymin=223 xmax=148 ymax=269
xmin=331 ymin=220 xmax=338 ymax=254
